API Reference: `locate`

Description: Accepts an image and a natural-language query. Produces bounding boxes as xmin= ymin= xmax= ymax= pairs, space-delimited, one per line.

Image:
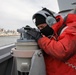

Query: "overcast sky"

xmin=0 ymin=0 xmax=59 ymax=30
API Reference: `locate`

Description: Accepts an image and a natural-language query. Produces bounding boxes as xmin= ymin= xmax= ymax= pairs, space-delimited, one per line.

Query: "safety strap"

xmin=57 ymin=16 xmax=67 ymax=36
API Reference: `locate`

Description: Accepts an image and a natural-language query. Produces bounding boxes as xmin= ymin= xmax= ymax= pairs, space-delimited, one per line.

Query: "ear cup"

xmin=46 ymin=16 xmax=57 ymax=26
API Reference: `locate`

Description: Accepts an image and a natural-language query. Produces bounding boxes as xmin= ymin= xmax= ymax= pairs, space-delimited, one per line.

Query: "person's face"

xmin=37 ymin=23 xmax=54 ymax=37
xmin=37 ymin=23 xmax=47 ymax=30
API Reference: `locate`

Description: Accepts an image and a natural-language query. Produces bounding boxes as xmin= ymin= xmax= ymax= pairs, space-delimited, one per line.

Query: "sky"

xmin=0 ymin=0 xmax=59 ymax=30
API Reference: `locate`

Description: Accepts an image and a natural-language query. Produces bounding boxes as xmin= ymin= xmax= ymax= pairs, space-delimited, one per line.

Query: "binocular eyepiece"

xmin=24 ymin=25 xmax=32 ymax=31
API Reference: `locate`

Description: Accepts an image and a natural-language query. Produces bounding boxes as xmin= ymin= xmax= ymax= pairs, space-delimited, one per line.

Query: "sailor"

xmin=27 ymin=8 xmax=76 ymax=75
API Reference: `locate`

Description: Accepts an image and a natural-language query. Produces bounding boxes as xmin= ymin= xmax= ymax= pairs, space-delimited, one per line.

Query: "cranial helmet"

xmin=32 ymin=8 xmax=57 ymax=26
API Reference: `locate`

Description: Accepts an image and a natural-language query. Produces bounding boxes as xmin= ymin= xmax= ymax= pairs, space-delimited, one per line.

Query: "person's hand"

xmin=26 ymin=28 xmax=42 ymax=41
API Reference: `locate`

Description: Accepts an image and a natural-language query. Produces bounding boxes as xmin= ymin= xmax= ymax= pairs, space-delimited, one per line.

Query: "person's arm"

xmin=38 ymin=28 xmax=76 ymax=61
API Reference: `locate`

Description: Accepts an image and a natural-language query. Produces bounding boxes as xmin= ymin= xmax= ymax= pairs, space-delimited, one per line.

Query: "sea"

xmin=0 ymin=36 xmax=19 ymax=47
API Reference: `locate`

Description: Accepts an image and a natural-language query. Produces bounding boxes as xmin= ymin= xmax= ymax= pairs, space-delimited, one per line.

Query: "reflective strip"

xmin=65 ymin=62 xmax=76 ymax=70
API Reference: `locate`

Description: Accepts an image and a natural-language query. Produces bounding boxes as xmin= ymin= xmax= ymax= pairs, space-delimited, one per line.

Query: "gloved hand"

xmin=26 ymin=28 xmax=42 ymax=41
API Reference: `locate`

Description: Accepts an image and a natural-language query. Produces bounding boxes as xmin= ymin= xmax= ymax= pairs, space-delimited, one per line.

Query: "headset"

xmin=32 ymin=8 xmax=57 ymax=26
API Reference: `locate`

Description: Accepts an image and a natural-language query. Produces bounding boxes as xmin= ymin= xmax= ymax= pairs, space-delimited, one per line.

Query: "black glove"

xmin=26 ymin=28 xmax=42 ymax=41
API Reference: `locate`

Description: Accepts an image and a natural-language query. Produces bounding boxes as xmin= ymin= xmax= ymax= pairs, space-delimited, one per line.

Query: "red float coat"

xmin=38 ymin=14 xmax=76 ymax=75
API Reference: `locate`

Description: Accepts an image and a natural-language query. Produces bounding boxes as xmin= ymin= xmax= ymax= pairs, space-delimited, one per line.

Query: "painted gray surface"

xmin=58 ymin=0 xmax=76 ymax=11
xmin=0 ymin=44 xmax=17 ymax=75
xmin=0 ymin=44 xmax=15 ymax=63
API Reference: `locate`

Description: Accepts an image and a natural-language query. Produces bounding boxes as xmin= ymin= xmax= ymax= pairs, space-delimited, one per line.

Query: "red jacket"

xmin=38 ymin=14 xmax=76 ymax=75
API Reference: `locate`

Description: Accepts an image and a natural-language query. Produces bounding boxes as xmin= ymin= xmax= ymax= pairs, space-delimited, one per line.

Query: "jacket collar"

xmin=52 ymin=15 xmax=64 ymax=33
xmin=65 ymin=14 xmax=76 ymax=25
